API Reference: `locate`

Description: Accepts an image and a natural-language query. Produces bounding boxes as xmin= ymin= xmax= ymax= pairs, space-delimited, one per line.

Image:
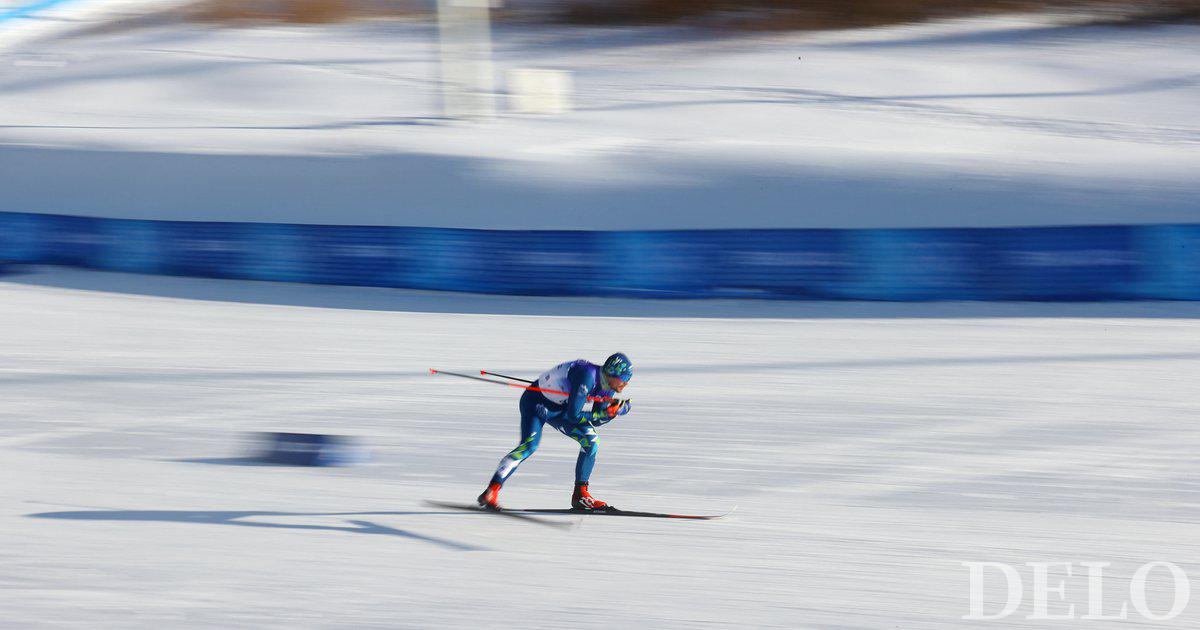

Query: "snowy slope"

xmin=4 ymin=9 xmax=1199 ymax=629
xmin=3 ymin=267 xmax=1200 ymax=628
xmin=0 ymin=16 xmax=1198 ymax=228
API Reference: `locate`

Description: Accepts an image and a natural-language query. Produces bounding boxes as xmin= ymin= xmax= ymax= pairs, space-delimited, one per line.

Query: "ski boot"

xmin=477 ymin=481 xmax=503 ymax=511
xmin=571 ymin=482 xmax=611 ymax=512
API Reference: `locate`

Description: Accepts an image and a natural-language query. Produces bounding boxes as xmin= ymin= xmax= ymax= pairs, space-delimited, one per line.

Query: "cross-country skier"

xmin=477 ymin=353 xmax=634 ymax=512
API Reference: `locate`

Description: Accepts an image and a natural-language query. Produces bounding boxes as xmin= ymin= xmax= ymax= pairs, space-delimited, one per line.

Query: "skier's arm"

xmin=567 ymin=365 xmax=631 ymax=425
xmin=565 ymin=364 xmax=598 ymax=424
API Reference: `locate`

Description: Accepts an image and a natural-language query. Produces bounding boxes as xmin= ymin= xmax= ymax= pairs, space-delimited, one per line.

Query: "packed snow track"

xmin=3 ymin=268 xmax=1199 ymax=628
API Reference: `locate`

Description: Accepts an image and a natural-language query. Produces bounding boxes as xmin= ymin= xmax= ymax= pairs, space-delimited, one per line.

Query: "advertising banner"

xmin=2 ymin=212 xmax=1194 ymax=302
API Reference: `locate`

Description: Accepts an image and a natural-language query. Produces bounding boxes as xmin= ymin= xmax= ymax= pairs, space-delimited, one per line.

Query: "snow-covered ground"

xmin=3 ymin=267 xmax=1200 ymax=628
xmin=3 ymin=9 xmax=1200 ymax=628
xmin=1 ymin=15 xmax=1198 ymax=228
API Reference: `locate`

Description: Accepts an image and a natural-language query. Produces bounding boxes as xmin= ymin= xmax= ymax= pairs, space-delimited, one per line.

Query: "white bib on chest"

xmin=535 ymin=360 xmax=585 ymax=404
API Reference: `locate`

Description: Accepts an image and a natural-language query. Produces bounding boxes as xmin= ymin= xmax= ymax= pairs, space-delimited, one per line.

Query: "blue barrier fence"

xmin=2 ymin=211 xmax=1198 ymax=300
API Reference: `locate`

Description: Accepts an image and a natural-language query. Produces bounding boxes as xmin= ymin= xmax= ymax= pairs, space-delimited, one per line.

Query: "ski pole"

xmin=480 ymin=370 xmax=534 ymax=384
xmin=429 ymin=369 xmax=617 ymax=403
xmin=480 ymin=371 xmax=630 ymax=412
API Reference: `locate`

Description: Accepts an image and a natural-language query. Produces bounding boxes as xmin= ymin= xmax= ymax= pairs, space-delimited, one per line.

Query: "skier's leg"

xmin=490 ymin=412 xmax=543 ymax=485
xmin=564 ymin=426 xmax=609 ymax=510
xmin=540 ymin=417 xmax=607 ymax=510
xmin=569 ymin=427 xmax=599 ymax=484
xmin=479 ymin=391 xmax=547 ymax=508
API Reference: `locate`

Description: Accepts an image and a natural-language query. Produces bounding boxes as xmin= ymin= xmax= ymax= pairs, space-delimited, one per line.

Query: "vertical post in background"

xmin=436 ymin=0 xmax=498 ymax=119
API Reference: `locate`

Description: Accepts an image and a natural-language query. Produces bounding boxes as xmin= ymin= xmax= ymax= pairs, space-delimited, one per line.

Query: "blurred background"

xmin=2 ymin=1 xmax=1200 ymax=628
xmin=1 ymin=0 xmax=1198 ymax=296
xmin=102 ymin=0 xmax=1200 ymax=27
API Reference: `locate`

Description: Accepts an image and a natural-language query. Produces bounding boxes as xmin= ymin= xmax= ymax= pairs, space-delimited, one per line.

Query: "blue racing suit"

xmin=489 ymin=359 xmax=617 ymax=486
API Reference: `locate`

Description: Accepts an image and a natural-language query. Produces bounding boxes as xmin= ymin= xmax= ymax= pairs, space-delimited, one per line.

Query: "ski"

xmin=511 ymin=505 xmax=735 ymax=520
xmin=423 ymin=500 xmax=574 ymax=530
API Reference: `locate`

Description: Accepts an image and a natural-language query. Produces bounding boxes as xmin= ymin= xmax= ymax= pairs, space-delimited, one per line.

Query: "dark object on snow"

xmin=259 ymin=432 xmax=367 ymax=466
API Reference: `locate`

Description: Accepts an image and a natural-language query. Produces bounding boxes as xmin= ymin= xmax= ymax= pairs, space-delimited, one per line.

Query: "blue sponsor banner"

xmin=470 ymin=229 xmax=600 ymax=296
xmin=38 ymin=214 xmax=104 ymax=266
xmin=1135 ymin=224 xmax=1200 ymax=300
xmin=3 ymin=211 xmax=1198 ymax=301
xmin=97 ymin=219 xmax=163 ymax=274
xmin=0 ymin=212 xmax=45 ymax=262
xmin=394 ymin=227 xmax=479 ymax=292
xmin=836 ymin=228 xmax=989 ymax=301
xmin=397 ymin=228 xmax=599 ymax=295
xmin=240 ymin=223 xmax=308 ymax=283
xmin=301 ymin=224 xmax=403 ymax=287
xmin=987 ymin=225 xmax=1141 ymax=300
xmin=708 ymin=229 xmax=850 ymax=299
xmin=593 ymin=231 xmax=718 ymax=298
xmin=158 ymin=221 xmax=251 ymax=279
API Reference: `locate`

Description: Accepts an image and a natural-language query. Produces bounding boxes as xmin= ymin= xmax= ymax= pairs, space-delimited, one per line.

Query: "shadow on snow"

xmin=25 ymin=508 xmax=491 ymax=552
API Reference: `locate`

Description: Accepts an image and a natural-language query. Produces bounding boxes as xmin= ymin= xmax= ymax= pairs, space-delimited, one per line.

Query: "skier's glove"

xmin=601 ymin=400 xmax=631 ymax=419
xmin=586 ymin=400 xmax=630 ymax=426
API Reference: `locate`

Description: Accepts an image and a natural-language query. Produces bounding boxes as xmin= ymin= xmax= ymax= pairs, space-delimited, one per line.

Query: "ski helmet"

xmin=602 ymin=352 xmax=633 ymax=382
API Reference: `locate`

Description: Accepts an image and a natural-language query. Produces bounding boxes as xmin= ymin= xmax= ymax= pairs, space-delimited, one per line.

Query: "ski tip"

xmin=692 ymin=504 xmax=737 ymax=519
xmin=666 ymin=504 xmax=737 ymax=520
xmin=429 ymin=368 xmax=438 ymax=375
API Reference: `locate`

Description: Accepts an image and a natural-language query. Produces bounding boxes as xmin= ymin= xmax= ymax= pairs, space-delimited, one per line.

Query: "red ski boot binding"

xmin=571 ymin=482 xmax=612 ymax=512
xmin=477 ymin=481 xmax=503 ymax=511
